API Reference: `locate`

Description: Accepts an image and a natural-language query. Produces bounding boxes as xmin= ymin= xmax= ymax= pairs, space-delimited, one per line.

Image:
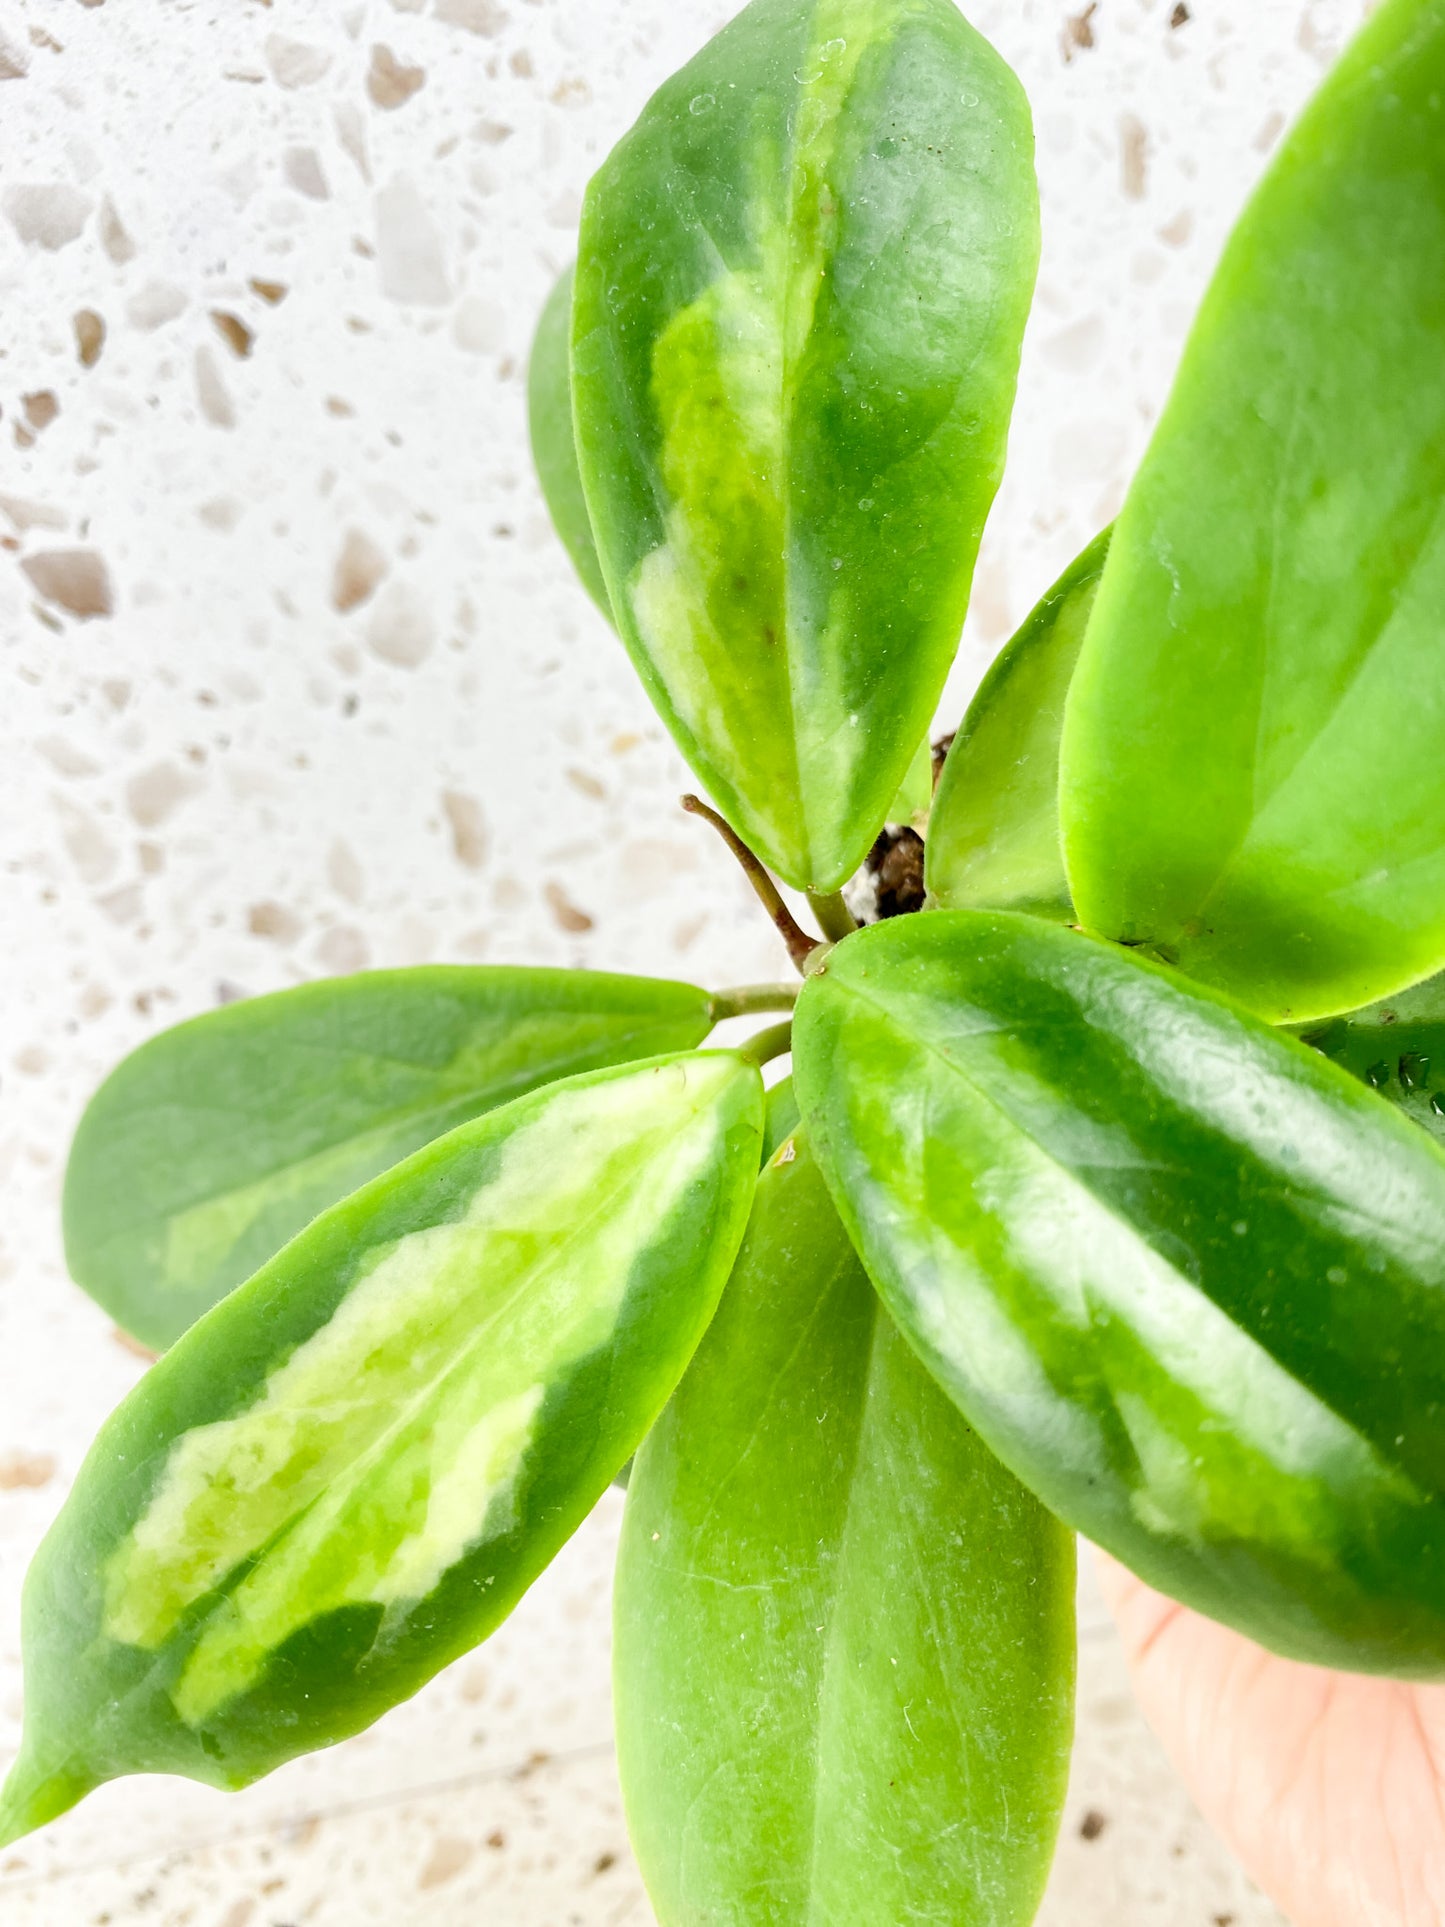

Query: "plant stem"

xmin=680 ymin=794 xmax=821 ymax=974
xmin=737 ymin=1019 xmax=793 ymax=1068
xmin=708 ymin=982 xmax=800 ymax=1022
xmin=807 ymin=890 xmax=857 ymax=942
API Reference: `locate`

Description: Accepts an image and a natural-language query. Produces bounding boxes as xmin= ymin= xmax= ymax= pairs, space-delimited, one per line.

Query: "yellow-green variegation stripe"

xmin=64 ymin=964 xmax=714 ymax=1349
xmin=573 ymin=0 xmax=1039 ymax=893
xmin=0 ymin=1052 xmax=763 ymax=1847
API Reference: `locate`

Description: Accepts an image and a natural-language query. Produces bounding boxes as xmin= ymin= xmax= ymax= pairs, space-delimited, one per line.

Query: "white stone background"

xmin=0 ymin=0 xmax=1376 ymax=1919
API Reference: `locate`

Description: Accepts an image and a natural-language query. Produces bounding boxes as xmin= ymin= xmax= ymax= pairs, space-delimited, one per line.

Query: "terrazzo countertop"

xmin=0 ymin=0 xmax=1362 ymax=1919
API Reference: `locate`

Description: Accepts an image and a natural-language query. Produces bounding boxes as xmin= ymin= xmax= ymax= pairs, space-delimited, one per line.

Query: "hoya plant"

xmin=6 ymin=0 xmax=1445 ymax=1919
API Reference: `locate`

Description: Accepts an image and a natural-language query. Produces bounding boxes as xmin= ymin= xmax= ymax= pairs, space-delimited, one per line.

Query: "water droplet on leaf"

xmin=689 ymin=92 xmax=715 ymax=115
xmin=1366 ymin=1060 xmax=1391 ymax=1088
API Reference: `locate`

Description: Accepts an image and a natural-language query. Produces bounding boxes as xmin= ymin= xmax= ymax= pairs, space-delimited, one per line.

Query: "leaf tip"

xmin=0 ymin=1751 xmax=96 ymax=1850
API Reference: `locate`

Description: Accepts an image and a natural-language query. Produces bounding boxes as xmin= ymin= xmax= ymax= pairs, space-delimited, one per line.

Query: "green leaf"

xmin=615 ymin=1125 xmax=1075 ymax=1926
xmin=928 ymin=529 xmax=1109 ymax=919
xmin=1297 ymin=967 xmax=1445 ymax=1149
xmin=0 ymin=1053 xmax=763 ymax=1847
xmin=527 ymin=264 xmax=613 ymax=618
xmin=795 ymin=911 xmax=1445 ymax=1676
xmin=886 ymin=729 xmax=934 ymax=833
xmin=1060 ymin=0 xmax=1445 ymax=1023
xmin=573 ymin=0 xmax=1039 ymax=893
xmin=761 ymin=1073 xmax=801 ymax=1161
xmin=64 ymin=965 xmax=714 ymax=1350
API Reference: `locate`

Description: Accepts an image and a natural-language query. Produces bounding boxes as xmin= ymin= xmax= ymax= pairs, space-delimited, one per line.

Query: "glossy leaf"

xmin=615 ymin=1125 xmax=1075 ymax=1926
xmin=0 ymin=1053 xmax=763 ymax=1848
xmin=1298 ymin=967 xmax=1445 ymax=1150
xmin=65 ymin=965 xmax=713 ymax=1349
xmin=761 ymin=1073 xmax=801 ymax=1161
xmin=796 ymin=911 xmax=1445 ymax=1676
xmin=887 ymin=730 xmax=934 ymax=833
xmin=573 ymin=0 xmax=1039 ymax=893
xmin=527 ymin=264 xmax=612 ymax=617
xmin=1060 ymin=0 xmax=1445 ymax=1023
xmin=928 ymin=528 xmax=1109 ymax=919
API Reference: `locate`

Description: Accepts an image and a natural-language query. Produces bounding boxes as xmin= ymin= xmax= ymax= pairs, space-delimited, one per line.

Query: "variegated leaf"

xmin=64 ymin=965 xmax=713 ymax=1348
xmin=573 ymin=0 xmax=1039 ymax=893
xmin=0 ymin=1052 xmax=763 ymax=1846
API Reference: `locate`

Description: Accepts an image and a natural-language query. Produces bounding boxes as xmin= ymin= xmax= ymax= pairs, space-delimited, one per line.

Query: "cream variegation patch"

xmin=103 ymin=1055 xmax=742 ymax=1721
xmin=627 ymin=0 xmax=880 ymax=883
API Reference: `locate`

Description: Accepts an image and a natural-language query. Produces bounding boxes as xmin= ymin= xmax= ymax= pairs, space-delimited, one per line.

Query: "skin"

xmin=1099 ymin=1553 xmax=1445 ymax=1927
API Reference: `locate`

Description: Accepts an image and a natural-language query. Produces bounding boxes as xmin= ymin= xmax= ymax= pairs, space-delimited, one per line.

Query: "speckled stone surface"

xmin=0 ymin=0 xmax=1366 ymax=1919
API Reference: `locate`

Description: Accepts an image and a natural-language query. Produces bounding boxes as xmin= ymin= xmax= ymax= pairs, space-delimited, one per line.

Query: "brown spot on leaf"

xmin=22 ymin=548 xmax=113 ymax=619
xmin=545 ymin=883 xmax=593 ymax=934
xmin=0 ymin=1451 xmax=56 ymax=1490
xmin=211 ymin=310 xmax=255 ymax=359
xmin=442 ymin=790 xmax=488 ymax=869
xmin=368 ymin=44 xmax=426 ymax=109
xmin=74 ymin=308 xmax=105 ymax=366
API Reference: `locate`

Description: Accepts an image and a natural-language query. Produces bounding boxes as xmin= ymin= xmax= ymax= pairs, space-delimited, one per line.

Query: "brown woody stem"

xmin=681 ymin=794 xmax=820 ymax=974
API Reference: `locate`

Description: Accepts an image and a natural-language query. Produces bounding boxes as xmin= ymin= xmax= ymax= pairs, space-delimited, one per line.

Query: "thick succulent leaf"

xmin=761 ymin=1073 xmax=801 ymax=1161
xmin=64 ymin=965 xmax=713 ymax=1349
xmin=573 ymin=0 xmax=1039 ymax=893
xmin=887 ymin=730 xmax=934 ymax=833
xmin=0 ymin=1053 xmax=763 ymax=1846
xmin=1298 ymin=967 xmax=1445 ymax=1150
xmin=795 ymin=911 xmax=1445 ymax=1676
xmin=1060 ymin=0 xmax=1445 ymax=1023
xmin=527 ymin=265 xmax=612 ymax=617
xmin=928 ymin=529 xmax=1109 ymax=919
xmin=615 ymin=1126 xmax=1075 ymax=1926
